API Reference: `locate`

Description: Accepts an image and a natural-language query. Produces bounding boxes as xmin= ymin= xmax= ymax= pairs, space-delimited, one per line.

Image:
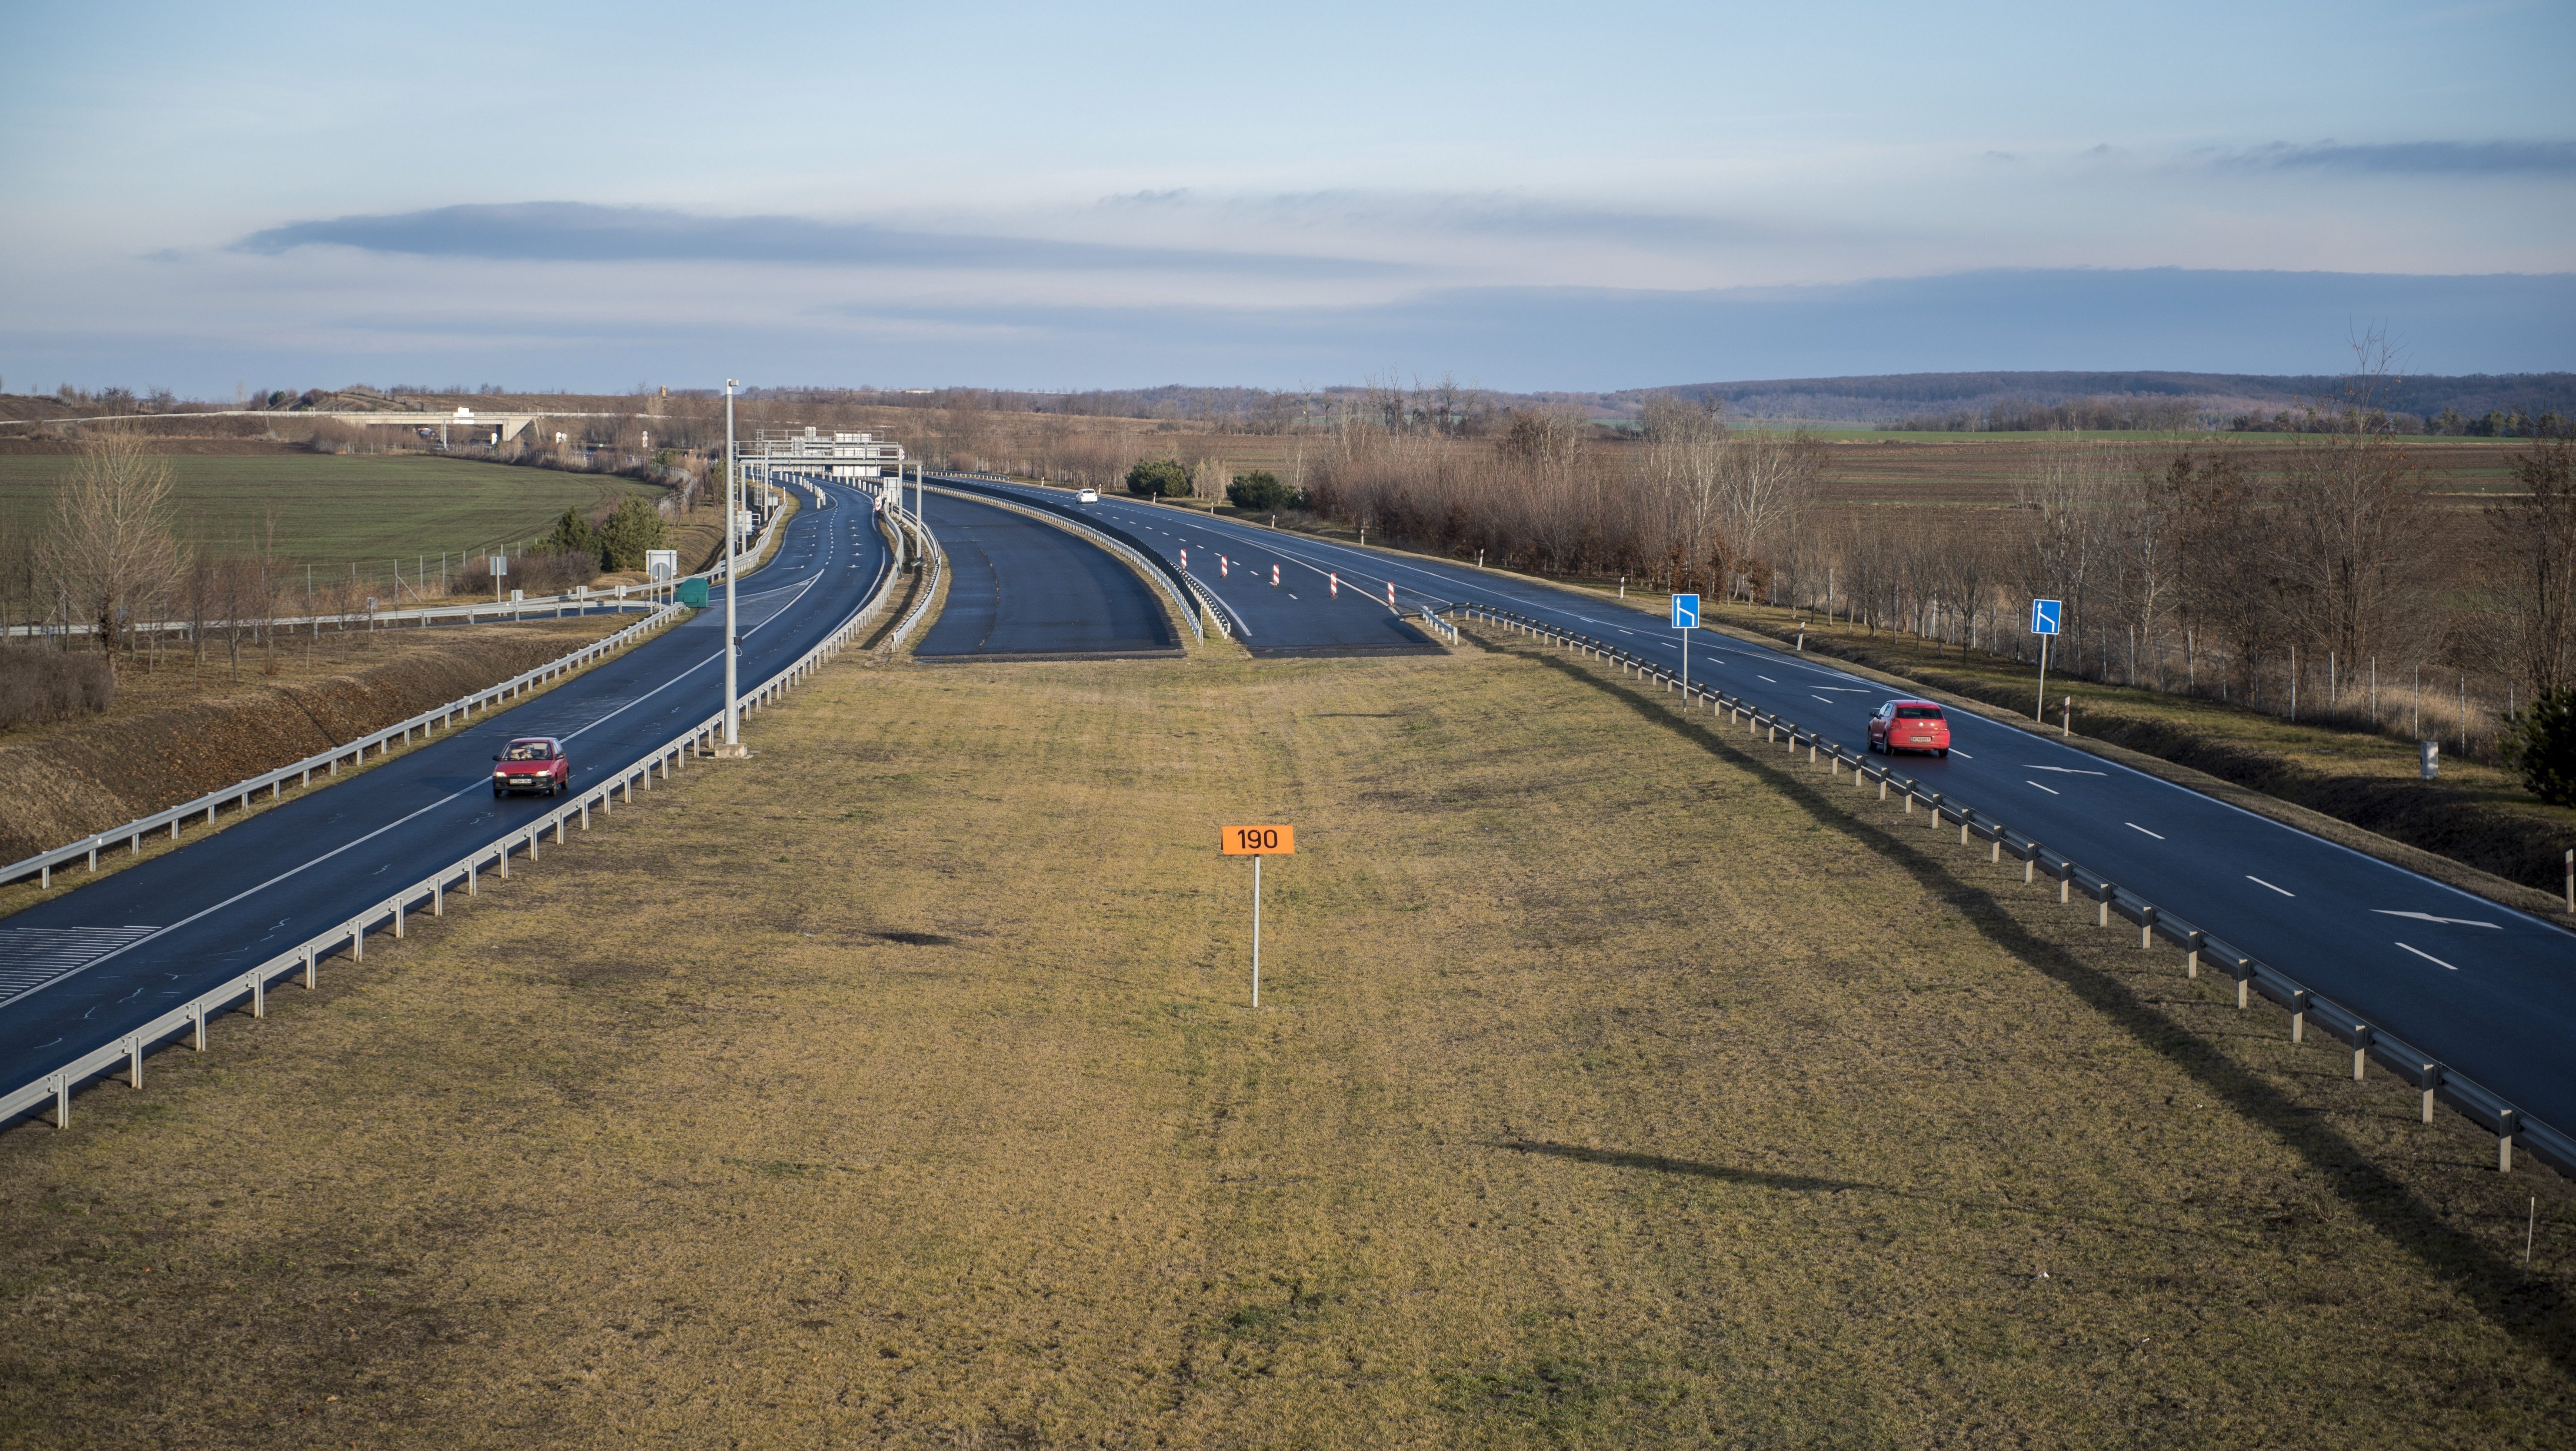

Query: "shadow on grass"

xmin=1501 ymin=639 xmax=2576 ymax=1375
xmin=1496 ymin=1140 xmax=1872 ymax=1194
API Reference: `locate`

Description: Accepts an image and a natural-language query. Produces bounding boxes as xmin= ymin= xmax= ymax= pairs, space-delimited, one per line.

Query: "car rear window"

xmin=1895 ymin=706 xmax=1943 ymax=720
xmin=506 ymin=743 xmax=552 ymax=759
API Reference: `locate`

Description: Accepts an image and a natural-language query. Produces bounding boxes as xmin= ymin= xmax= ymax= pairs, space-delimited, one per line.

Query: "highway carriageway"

xmin=913 ymin=489 xmax=1183 ymax=660
xmin=0 ymin=479 xmax=893 ymax=1123
xmin=956 ymin=475 xmax=2576 ymax=1142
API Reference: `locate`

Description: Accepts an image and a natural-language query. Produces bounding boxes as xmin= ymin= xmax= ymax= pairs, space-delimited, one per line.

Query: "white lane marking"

xmin=2397 ymin=942 xmax=2461 ymax=972
xmin=1757 ymin=675 xmax=1777 ymax=683
xmin=2126 ymin=822 xmax=2165 ymax=840
xmin=2373 ymin=910 xmax=2499 ymax=929
xmin=2026 ymin=780 xmax=2060 ymax=795
xmin=0 ymin=926 xmax=165 ymax=1005
xmin=1949 ymin=749 xmax=1973 ymax=759
xmin=2025 ymin=765 xmax=2108 ymax=776
xmin=1811 ymin=686 xmax=1872 ymax=693
xmin=2247 ymin=876 xmax=2295 ymax=898
xmin=1812 ymin=696 xmax=1836 ymax=705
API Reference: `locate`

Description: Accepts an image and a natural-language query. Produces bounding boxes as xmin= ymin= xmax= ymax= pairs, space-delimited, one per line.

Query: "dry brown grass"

xmin=0 ymin=634 xmax=2567 ymax=1448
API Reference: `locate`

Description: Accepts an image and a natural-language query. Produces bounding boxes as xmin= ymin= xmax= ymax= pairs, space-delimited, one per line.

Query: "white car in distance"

xmin=1075 ymin=487 xmax=1100 ymax=503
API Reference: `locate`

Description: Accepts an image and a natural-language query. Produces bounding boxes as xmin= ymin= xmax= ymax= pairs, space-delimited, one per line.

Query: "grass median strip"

xmin=0 ymin=640 xmax=2566 ymax=1446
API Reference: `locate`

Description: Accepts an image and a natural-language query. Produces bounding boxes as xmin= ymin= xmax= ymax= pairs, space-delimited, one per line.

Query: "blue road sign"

xmin=1671 ymin=593 xmax=1700 ymax=629
xmin=2030 ymin=598 xmax=2063 ymax=636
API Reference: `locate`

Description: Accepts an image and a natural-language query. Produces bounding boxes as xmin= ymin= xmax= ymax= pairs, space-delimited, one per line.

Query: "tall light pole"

xmin=722 ymin=378 xmax=741 ymax=753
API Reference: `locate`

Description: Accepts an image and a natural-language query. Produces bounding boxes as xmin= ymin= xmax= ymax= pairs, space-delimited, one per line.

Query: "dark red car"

xmin=1868 ymin=699 xmax=1951 ymax=757
xmin=493 ymin=736 xmax=570 ymax=796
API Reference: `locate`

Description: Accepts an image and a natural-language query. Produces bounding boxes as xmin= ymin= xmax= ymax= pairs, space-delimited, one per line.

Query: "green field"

xmin=0 ymin=453 xmax=663 ymax=575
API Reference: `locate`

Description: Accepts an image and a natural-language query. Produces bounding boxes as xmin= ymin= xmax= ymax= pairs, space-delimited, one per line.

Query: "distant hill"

xmin=1620 ymin=370 xmax=2576 ymax=429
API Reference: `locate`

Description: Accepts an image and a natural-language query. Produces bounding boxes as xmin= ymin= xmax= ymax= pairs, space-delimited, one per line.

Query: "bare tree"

xmin=39 ymin=430 xmax=183 ymax=679
xmin=2487 ymin=436 xmax=2576 ymax=696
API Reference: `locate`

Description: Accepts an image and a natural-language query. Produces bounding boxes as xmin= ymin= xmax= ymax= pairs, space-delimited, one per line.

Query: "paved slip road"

xmin=961 ymin=476 xmax=2576 ymax=1137
xmin=914 ymin=490 xmax=1180 ymax=659
xmin=0 ymin=480 xmax=893 ymax=1119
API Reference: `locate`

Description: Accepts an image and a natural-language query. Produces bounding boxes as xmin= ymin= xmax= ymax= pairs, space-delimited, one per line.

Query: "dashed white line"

xmin=2026 ymin=780 xmax=2060 ymax=795
xmin=2126 ymin=822 xmax=2165 ymax=840
xmin=1812 ymin=695 xmax=1835 ymax=705
xmin=2247 ymin=876 xmax=2294 ymax=898
xmin=2026 ymin=765 xmax=2108 ymax=776
xmin=1948 ymin=749 xmax=1972 ymax=759
xmin=1757 ymin=674 xmax=1777 ymax=683
xmin=2396 ymin=942 xmax=2461 ymax=972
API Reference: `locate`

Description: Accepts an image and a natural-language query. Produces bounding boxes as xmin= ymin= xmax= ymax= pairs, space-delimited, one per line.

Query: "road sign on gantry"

xmin=1671 ymin=592 xmax=1700 ymax=629
xmin=2031 ymin=598 xmax=2063 ymax=636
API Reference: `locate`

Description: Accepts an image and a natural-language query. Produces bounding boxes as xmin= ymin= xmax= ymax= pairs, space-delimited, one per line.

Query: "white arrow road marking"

xmin=2373 ymin=910 xmax=2500 ymax=929
xmin=2026 ymin=780 xmax=2060 ymax=795
xmin=2126 ymin=823 xmax=2165 ymax=839
xmin=2397 ymin=942 xmax=2461 ymax=971
xmin=2025 ymin=765 xmax=2108 ymax=775
xmin=2247 ymin=876 xmax=2295 ymax=897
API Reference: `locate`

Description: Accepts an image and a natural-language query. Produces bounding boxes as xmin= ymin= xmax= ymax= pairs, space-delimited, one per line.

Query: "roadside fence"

xmin=1461 ymin=603 xmax=2574 ymax=1183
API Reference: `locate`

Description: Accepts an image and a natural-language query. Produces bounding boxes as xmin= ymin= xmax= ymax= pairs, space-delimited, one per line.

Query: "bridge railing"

xmin=1460 ymin=603 xmax=2574 ymax=1183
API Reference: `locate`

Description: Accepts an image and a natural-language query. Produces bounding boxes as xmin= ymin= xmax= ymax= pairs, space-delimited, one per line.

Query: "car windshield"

xmin=1895 ymin=706 xmax=1943 ymax=720
xmin=504 ymin=743 xmax=552 ymax=760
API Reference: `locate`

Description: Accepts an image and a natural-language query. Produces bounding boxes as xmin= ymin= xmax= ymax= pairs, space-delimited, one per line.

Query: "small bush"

xmin=1226 ymin=470 xmax=1302 ymax=513
xmin=597 ymin=496 xmax=668 ymax=570
xmin=1125 ymin=459 xmax=1190 ymax=498
xmin=0 ymin=646 xmax=116 ymax=730
xmin=2500 ymin=687 xmax=2576 ymax=806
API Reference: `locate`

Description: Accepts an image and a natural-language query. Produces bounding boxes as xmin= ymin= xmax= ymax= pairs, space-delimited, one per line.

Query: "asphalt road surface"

xmin=0 ymin=480 xmax=893 ymax=1120
xmin=959 ymin=478 xmax=2576 ymax=1137
xmin=913 ymin=489 xmax=1180 ymax=659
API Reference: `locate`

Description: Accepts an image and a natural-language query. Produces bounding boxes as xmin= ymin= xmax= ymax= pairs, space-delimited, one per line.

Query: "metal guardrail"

xmin=0 ymin=603 xmax=688 ymax=893
xmin=2 ymin=496 xmax=903 ymax=1132
xmin=883 ymin=508 xmax=944 ymax=652
xmin=2 ymin=591 xmax=669 ymax=641
xmin=1463 ymin=603 xmax=2574 ymax=1182
xmin=1417 ymin=607 xmax=1459 ymax=646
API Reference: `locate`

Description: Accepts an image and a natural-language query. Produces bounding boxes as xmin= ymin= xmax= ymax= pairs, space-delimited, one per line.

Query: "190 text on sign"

xmin=1222 ymin=825 xmax=1296 ymax=855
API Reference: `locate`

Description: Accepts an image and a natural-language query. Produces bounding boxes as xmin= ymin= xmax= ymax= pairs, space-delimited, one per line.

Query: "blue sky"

xmin=2 ymin=0 xmax=2570 ymax=395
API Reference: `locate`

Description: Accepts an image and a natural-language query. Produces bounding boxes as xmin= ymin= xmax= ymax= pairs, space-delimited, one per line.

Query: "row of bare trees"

xmin=0 ymin=434 xmax=429 ymax=715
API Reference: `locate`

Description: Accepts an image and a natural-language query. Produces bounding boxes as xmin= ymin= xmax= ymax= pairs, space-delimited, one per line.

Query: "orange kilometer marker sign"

xmin=1221 ymin=824 xmax=1295 ymax=855
xmin=1221 ymin=825 xmax=1294 ymax=1006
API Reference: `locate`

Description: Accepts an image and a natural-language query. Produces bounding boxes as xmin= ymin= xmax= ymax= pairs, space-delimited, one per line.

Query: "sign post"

xmin=488 ymin=554 xmax=507 ymax=603
xmin=2029 ymin=598 xmax=2062 ymax=720
xmin=1221 ymin=825 xmax=1295 ymax=1007
xmin=1671 ymin=592 xmax=1699 ymax=697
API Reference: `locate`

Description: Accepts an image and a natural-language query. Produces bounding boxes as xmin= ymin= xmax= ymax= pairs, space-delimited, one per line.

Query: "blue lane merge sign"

xmin=2030 ymin=598 xmax=2063 ymax=636
xmin=1672 ymin=593 xmax=1700 ymax=629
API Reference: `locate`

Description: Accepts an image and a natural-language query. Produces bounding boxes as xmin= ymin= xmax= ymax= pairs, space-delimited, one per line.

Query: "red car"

xmin=1868 ymin=699 xmax=1951 ymax=757
xmin=493 ymin=736 xmax=570 ymax=796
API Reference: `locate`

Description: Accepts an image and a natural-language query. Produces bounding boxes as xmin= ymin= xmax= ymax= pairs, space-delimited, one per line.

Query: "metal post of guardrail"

xmin=350 ymin=922 xmax=364 ymax=961
xmin=2138 ymin=905 xmax=2156 ymax=948
xmin=303 ymin=945 xmax=316 ymax=988
xmin=2500 ymin=1109 xmax=2519 ymax=1172
xmin=251 ymin=969 xmax=265 ymax=1019
xmin=2096 ymin=884 xmax=2114 ymax=929
xmin=2351 ymin=1024 xmax=2373 ymax=1081
xmin=2023 ymin=843 xmax=2039 ymax=884
xmin=2057 ymin=861 xmax=2072 ymax=904
xmin=2233 ymin=959 xmax=2252 ymax=1008
xmin=2184 ymin=929 xmax=2203 ymax=978
xmin=2290 ymin=989 xmax=2309 ymax=1044
xmin=2419 ymin=1063 xmax=2442 ymax=1123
